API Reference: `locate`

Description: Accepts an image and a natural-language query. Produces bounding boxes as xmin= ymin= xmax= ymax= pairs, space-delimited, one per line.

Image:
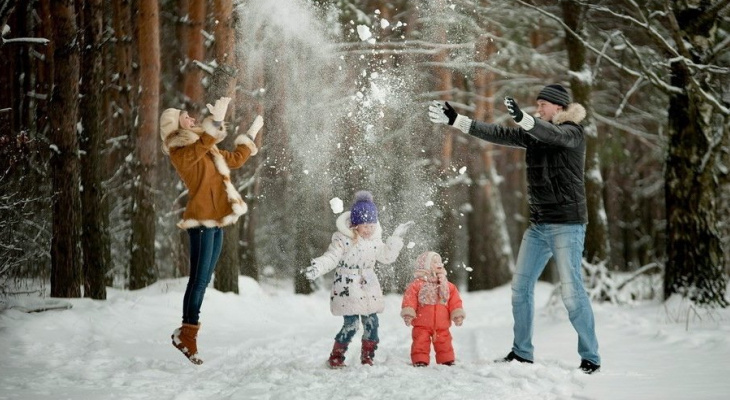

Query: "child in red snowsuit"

xmin=401 ymin=251 xmax=465 ymax=366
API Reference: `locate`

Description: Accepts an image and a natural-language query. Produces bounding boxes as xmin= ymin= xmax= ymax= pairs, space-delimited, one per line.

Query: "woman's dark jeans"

xmin=182 ymin=226 xmax=223 ymax=325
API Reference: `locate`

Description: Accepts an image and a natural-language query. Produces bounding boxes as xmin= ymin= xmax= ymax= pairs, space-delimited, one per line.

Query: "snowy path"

xmin=2 ymin=277 xmax=729 ymax=400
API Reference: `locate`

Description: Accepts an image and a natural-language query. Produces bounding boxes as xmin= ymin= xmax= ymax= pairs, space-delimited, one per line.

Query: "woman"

xmin=159 ymin=97 xmax=263 ymax=364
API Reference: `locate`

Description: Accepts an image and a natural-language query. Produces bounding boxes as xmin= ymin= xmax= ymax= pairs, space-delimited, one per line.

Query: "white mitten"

xmin=247 ymin=115 xmax=264 ymax=140
xmin=304 ymin=261 xmax=320 ymax=281
xmin=392 ymin=221 xmax=415 ymax=238
xmin=206 ymin=96 xmax=231 ymax=122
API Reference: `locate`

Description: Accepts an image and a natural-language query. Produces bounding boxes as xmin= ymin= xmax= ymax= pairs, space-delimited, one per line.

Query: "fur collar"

xmin=552 ymin=103 xmax=586 ymax=125
xmin=164 ymin=128 xmax=201 ymax=152
xmin=336 ymin=211 xmax=382 ymax=240
xmin=163 ymin=117 xmax=227 ymax=153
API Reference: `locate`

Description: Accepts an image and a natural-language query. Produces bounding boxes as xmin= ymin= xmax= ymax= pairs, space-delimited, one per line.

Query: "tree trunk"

xmin=182 ymin=0 xmax=206 ymax=110
xmin=108 ymin=0 xmax=137 ymax=287
xmin=34 ymin=0 xmax=53 ymax=141
xmin=664 ymin=64 xmax=727 ymax=307
xmin=562 ymin=0 xmax=610 ymax=266
xmin=78 ymin=0 xmax=110 ymax=299
xmin=467 ymin=34 xmax=513 ymax=291
xmin=433 ymin=0 xmax=456 ymax=264
xmin=663 ymin=4 xmax=727 ymax=308
xmin=49 ymin=0 xmax=82 ymax=298
xmin=237 ymin=52 xmax=265 ymax=281
xmin=11 ymin=0 xmax=30 ymax=132
xmin=211 ymin=0 xmax=240 ymax=294
xmin=0 ymin=7 xmax=14 ymax=135
xmin=129 ymin=0 xmax=159 ymax=289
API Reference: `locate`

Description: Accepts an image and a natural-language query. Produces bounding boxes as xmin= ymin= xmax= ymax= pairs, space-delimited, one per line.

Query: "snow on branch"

xmin=585 ymin=1 xmax=680 ymax=58
xmin=2 ymin=36 xmax=49 ymax=45
xmin=693 ymin=84 xmax=730 ymax=116
xmin=667 ymin=56 xmax=730 ymax=75
xmin=616 ymin=32 xmax=683 ymax=95
xmin=614 ymin=76 xmax=644 ymax=118
xmin=512 ymin=0 xmax=642 ymax=79
xmin=593 ymin=112 xmax=663 ymax=148
xmin=332 ymin=40 xmax=473 ymax=57
xmin=2 ymin=22 xmax=49 ymax=46
xmin=192 ymin=60 xmax=216 ymax=75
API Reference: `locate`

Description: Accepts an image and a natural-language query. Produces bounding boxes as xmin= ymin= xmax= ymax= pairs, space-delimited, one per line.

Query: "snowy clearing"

xmin=1 ymin=277 xmax=729 ymax=400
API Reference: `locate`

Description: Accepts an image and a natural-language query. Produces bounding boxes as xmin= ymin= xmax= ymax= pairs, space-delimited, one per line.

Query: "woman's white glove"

xmin=206 ymin=96 xmax=231 ymax=122
xmin=247 ymin=115 xmax=264 ymax=140
xmin=392 ymin=221 xmax=414 ymax=238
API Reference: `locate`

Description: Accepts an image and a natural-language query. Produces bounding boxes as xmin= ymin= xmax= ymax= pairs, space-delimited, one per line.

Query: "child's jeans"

xmin=334 ymin=314 xmax=379 ymax=344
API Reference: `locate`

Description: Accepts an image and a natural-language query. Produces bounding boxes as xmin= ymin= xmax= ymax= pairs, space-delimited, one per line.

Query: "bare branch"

xmin=593 ymin=112 xmax=663 ymax=148
xmin=617 ymin=32 xmax=683 ymax=94
xmin=512 ymin=0 xmax=642 ymax=79
xmin=615 ymin=76 xmax=644 ymax=118
xmin=596 ymin=2 xmax=681 ymax=58
xmin=616 ymin=262 xmax=663 ymax=291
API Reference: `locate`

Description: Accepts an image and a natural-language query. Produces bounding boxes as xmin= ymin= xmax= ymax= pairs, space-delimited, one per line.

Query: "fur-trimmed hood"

xmin=552 ymin=102 xmax=586 ymax=125
xmin=336 ymin=211 xmax=383 ymax=240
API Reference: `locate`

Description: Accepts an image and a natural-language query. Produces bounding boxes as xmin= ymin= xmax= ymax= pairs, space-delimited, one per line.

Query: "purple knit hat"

xmin=350 ymin=191 xmax=378 ymax=226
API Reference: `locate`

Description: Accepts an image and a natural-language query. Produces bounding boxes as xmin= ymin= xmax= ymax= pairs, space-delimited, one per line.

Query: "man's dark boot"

xmin=579 ymin=359 xmax=601 ymax=374
xmin=496 ymin=351 xmax=534 ymax=364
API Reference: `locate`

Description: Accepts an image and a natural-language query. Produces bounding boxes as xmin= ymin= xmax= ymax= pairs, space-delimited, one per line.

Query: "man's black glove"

xmin=428 ymin=100 xmax=472 ymax=133
xmin=429 ymin=101 xmax=458 ymax=125
xmin=504 ymin=97 xmax=523 ymax=123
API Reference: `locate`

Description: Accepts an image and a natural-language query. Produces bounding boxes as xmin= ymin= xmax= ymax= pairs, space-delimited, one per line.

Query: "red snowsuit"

xmin=401 ymin=279 xmax=465 ymax=365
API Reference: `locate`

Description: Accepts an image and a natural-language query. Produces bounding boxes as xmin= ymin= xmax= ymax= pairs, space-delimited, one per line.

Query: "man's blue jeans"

xmin=335 ymin=314 xmax=379 ymax=344
xmin=511 ymin=223 xmax=600 ymax=365
xmin=182 ymin=226 xmax=223 ymax=325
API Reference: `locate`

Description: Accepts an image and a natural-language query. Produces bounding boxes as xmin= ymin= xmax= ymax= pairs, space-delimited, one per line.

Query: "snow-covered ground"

xmin=1 ymin=277 xmax=729 ymax=400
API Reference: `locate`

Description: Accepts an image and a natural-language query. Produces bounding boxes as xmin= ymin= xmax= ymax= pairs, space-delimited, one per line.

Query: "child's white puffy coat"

xmin=311 ymin=211 xmax=404 ymax=316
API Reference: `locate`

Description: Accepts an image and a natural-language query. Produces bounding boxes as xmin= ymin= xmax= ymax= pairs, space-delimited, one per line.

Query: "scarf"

xmin=416 ymin=271 xmax=450 ymax=306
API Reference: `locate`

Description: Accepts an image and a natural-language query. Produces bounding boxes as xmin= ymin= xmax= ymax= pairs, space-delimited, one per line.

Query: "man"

xmin=428 ymin=84 xmax=601 ymax=374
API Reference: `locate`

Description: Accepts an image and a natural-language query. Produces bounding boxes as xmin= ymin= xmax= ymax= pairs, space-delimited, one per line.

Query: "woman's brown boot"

xmin=171 ymin=323 xmax=203 ymax=365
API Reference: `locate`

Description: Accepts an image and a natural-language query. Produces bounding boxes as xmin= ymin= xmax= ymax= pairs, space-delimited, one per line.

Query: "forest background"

xmin=0 ymin=0 xmax=728 ymax=309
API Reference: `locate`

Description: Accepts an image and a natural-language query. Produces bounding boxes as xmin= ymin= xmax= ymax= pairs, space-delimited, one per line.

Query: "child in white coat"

xmin=305 ymin=191 xmax=413 ymax=368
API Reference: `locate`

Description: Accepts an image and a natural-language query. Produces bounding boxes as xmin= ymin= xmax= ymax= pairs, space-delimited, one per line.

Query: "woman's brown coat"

xmin=164 ymin=117 xmax=258 ymax=229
